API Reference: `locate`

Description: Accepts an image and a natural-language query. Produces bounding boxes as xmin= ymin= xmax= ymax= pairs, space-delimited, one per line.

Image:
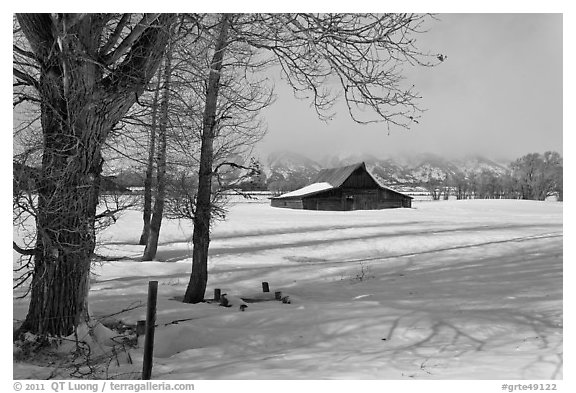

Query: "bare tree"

xmin=139 ymin=67 xmax=163 ymax=245
xmin=138 ymin=15 xmax=269 ymax=261
xmin=183 ymin=14 xmax=232 ymax=303
xmin=476 ymin=169 xmax=501 ymax=199
xmin=234 ymin=14 xmax=442 ymax=125
xmin=510 ymin=152 xmax=563 ymax=201
xmin=142 ymin=23 xmax=175 ymax=260
xmin=421 ymin=170 xmax=443 ymax=201
xmin=181 ymin=13 xmax=442 ymax=303
xmin=164 ymin=53 xmax=271 ymax=224
xmin=13 ymin=13 xmax=176 ymax=337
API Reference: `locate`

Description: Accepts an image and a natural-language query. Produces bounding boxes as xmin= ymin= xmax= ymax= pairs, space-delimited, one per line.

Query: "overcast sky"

xmin=257 ymin=13 xmax=563 ymax=161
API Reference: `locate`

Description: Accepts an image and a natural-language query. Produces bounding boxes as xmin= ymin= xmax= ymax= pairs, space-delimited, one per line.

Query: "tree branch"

xmin=100 ymin=13 xmax=132 ymax=57
xmin=213 ymin=161 xmax=252 ymax=175
xmin=16 ymin=14 xmax=56 ymax=60
xmin=102 ymin=13 xmax=162 ymax=66
xmin=13 ymin=241 xmax=36 ymax=256
xmin=13 ymin=94 xmax=40 ymax=107
xmin=13 ymin=68 xmax=39 ymax=89
xmin=13 ymin=44 xmax=37 ymax=61
xmin=102 ymin=14 xmax=176 ymax=113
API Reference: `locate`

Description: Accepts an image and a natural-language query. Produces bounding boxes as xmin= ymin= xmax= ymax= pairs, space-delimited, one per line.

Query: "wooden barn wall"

xmin=379 ymin=188 xmax=401 ymax=200
xmin=270 ymin=198 xmax=303 ymax=209
xmin=301 ymin=188 xmax=411 ymax=210
xmin=303 ymin=189 xmax=343 ymax=210
xmin=271 ymin=177 xmax=412 ymax=210
xmin=402 ymin=198 xmax=412 ymax=208
xmin=303 ymin=197 xmax=343 ymax=211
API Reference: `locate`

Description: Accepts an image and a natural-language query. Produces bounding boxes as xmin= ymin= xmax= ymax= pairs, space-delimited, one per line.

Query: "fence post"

xmin=262 ymin=282 xmax=270 ymax=293
xmin=142 ymin=281 xmax=158 ymax=380
xmin=136 ymin=320 xmax=146 ymax=339
xmin=214 ymin=288 xmax=221 ymax=302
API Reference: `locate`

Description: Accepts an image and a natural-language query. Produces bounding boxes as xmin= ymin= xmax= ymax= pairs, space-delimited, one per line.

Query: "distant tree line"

xmin=110 ymin=151 xmax=563 ymax=201
xmin=111 ymin=161 xmax=312 ymax=194
xmin=421 ymin=151 xmax=563 ymax=201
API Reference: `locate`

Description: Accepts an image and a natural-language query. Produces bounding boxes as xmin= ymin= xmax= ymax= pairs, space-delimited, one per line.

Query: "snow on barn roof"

xmin=273 ymin=182 xmax=334 ymax=199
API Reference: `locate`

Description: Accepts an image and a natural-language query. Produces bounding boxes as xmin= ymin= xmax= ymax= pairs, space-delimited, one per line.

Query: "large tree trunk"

xmin=183 ymin=14 xmax=230 ymax=303
xmin=17 ymin=21 xmax=106 ymax=336
xmin=16 ymin=13 xmax=175 ymax=337
xmin=139 ymin=69 xmax=163 ymax=245
xmin=143 ymin=39 xmax=173 ymax=260
xmin=21 ymin=117 xmax=104 ymax=336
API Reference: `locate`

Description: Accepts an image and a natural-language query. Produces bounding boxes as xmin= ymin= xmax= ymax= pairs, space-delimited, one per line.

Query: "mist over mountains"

xmin=102 ymin=149 xmax=539 ymax=194
xmin=263 ymin=150 xmax=510 ymax=187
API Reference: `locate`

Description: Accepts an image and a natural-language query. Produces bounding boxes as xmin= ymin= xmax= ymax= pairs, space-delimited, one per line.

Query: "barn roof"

xmin=310 ymin=162 xmax=366 ymax=187
xmin=272 ymin=162 xmax=412 ymax=200
xmin=273 ymin=182 xmax=334 ymax=199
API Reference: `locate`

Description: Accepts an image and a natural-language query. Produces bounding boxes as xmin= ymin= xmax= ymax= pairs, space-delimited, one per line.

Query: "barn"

xmin=270 ymin=162 xmax=412 ymax=210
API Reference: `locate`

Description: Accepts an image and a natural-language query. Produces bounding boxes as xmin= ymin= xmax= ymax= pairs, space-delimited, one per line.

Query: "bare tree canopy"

xmin=13 ymin=12 xmax=440 ymax=335
xmin=229 ymin=13 xmax=441 ymax=126
xmin=179 ymin=13 xmax=441 ymax=303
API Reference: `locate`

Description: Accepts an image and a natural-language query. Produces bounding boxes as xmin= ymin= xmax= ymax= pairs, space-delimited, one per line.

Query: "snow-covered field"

xmin=12 ymin=199 xmax=563 ymax=381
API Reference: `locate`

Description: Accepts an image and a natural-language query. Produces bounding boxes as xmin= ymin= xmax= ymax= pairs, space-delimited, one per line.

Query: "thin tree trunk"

xmin=139 ymin=68 xmax=163 ymax=245
xmin=143 ymin=29 xmax=173 ymax=261
xmin=183 ymin=14 xmax=230 ymax=303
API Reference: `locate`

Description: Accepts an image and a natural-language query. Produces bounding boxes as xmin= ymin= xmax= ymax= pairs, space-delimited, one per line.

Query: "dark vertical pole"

xmin=262 ymin=282 xmax=270 ymax=293
xmin=214 ymin=288 xmax=221 ymax=302
xmin=142 ymin=281 xmax=158 ymax=380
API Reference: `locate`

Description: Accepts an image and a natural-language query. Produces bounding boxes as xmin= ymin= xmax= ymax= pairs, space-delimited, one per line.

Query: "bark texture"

xmin=139 ymin=69 xmax=162 ymax=245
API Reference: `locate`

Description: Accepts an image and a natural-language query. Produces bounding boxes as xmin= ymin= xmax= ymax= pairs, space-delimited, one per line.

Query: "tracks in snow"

xmin=207 ymin=222 xmax=561 ymax=257
xmin=103 ymin=220 xmax=562 ymax=270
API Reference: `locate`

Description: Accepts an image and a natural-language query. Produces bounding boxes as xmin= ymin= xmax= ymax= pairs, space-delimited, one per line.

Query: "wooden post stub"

xmin=136 ymin=320 xmax=146 ymax=337
xmin=142 ymin=280 xmax=158 ymax=380
xmin=262 ymin=282 xmax=270 ymax=293
xmin=214 ymin=288 xmax=221 ymax=302
xmin=220 ymin=294 xmax=230 ymax=307
xmin=275 ymin=291 xmax=282 ymax=300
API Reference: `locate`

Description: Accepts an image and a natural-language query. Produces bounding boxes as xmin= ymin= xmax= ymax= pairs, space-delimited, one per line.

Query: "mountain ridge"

xmin=262 ymin=150 xmax=510 ymax=187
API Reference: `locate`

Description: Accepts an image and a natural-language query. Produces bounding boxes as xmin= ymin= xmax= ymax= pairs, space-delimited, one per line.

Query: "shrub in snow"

xmin=13 ymin=321 xmax=138 ymax=379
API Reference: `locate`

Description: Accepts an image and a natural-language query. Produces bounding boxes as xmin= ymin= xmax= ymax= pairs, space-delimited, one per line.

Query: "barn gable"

xmin=311 ymin=162 xmax=365 ymax=187
xmin=271 ymin=162 xmax=412 ymax=210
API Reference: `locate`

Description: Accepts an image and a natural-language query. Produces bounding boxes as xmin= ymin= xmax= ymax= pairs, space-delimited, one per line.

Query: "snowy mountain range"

xmin=262 ymin=151 xmax=510 ymax=186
